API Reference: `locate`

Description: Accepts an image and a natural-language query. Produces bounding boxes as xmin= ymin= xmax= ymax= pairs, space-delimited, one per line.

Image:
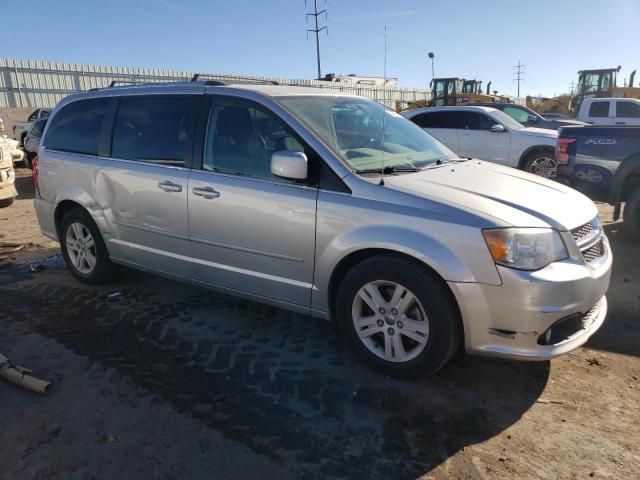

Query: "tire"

xmin=22 ymin=153 xmax=32 ymax=169
xmin=336 ymin=255 xmax=461 ymax=376
xmin=623 ymin=186 xmax=640 ymax=240
xmin=523 ymin=150 xmax=557 ymax=178
xmin=60 ymin=208 xmax=117 ymax=284
xmin=0 ymin=197 xmax=15 ymax=208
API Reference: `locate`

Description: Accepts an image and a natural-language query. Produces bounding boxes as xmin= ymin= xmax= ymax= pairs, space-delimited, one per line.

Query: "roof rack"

xmin=108 ymin=79 xmax=147 ymax=88
xmin=191 ymin=73 xmax=279 ymax=86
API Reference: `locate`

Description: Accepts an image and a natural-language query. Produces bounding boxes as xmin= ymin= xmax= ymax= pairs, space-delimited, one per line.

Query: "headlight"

xmin=482 ymin=228 xmax=568 ymax=270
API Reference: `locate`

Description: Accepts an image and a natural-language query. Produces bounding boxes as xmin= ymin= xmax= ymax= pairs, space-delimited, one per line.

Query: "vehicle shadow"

xmin=586 ymin=222 xmax=640 ymax=358
xmin=14 ymin=168 xmax=35 ymax=200
xmin=1 ymin=269 xmax=549 ymax=479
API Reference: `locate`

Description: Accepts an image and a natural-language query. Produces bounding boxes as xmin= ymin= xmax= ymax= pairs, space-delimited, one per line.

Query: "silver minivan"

xmin=34 ymin=81 xmax=612 ymax=375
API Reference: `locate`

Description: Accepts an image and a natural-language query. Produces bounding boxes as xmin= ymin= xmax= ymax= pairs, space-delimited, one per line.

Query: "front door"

xmin=188 ymin=96 xmax=318 ymax=308
xmin=458 ymin=111 xmax=511 ymax=165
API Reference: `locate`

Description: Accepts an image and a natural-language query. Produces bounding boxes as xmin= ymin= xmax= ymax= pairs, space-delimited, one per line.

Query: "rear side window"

xmin=616 ymin=101 xmax=640 ymax=118
xmin=111 ymin=96 xmax=200 ymax=167
xmin=588 ymin=101 xmax=610 ymax=118
xmin=44 ymin=98 xmax=110 ymax=155
xmin=411 ymin=111 xmax=460 ymax=129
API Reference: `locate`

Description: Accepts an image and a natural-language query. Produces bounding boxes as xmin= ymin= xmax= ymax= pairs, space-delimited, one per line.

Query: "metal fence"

xmin=0 ymin=58 xmax=431 ymax=110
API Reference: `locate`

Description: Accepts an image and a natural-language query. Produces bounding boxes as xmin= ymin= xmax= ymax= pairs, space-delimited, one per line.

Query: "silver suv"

xmin=34 ymin=80 xmax=612 ymax=375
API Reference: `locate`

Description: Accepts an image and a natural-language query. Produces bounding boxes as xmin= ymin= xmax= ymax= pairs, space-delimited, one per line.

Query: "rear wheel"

xmin=524 ymin=150 xmax=557 ymax=178
xmin=336 ymin=255 xmax=460 ymax=376
xmin=60 ymin=208 xmax=117 ymax=284
xmin=623 ymin=186 xmax=640 ymax=240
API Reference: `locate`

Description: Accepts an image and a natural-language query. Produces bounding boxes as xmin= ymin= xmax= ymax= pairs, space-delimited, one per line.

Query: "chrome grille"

xmin=582 ymin=239 xmax=604 ymax=263
xmin=571 ymin=217 xmax=605 ymax=265
xmin=571 ymin=221 xmax=593 ymax=243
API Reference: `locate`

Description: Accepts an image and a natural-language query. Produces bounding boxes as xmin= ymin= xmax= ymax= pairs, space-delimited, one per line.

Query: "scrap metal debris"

xmin=0 ymin=353 xmax=52 ymax=394
xmin=535 ymin=398 xmax=564 ymax=405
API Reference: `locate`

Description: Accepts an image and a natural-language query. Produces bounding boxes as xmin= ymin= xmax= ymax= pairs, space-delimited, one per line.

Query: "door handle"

xmin=193 ymin=186 xmax=220 ymax=199
xmin=158 ymin=180 xmax=182 ymax=193
xmin=615 ymin=122 xmax=626 ymax=125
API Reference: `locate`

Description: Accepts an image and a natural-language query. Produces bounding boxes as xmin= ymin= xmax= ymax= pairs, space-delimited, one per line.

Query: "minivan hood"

xmin=385 ymin=161 xmax=596 ymax=230
xmin=519 ymin=127 xmax=558 ymax=139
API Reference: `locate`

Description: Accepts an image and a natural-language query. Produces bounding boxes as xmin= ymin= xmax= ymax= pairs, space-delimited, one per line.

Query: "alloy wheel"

xmin=65 ymin=222 xmax=97 ymax=274
xmin=529 ymin=156 xmax=558 ymax=178
xmin=351 ymin=280 xmax=429 ymax=363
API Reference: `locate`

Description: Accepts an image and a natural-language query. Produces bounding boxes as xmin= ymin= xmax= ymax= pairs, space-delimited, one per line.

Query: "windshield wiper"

xmin=355 ymin=165 xmax=421 ymax=175
xmin=421 ymin=157 xmax=468 ymax=169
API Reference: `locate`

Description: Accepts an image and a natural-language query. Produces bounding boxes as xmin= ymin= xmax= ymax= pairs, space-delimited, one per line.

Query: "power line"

xmin=306 ymin=0 xmax=328 ymax=80
xmin=513 ymin=61 xmax=525 ymax=97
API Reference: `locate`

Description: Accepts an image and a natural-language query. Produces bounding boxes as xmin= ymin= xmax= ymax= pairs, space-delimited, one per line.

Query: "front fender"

xmin=312 ymin=224 xmax=500 ymax=314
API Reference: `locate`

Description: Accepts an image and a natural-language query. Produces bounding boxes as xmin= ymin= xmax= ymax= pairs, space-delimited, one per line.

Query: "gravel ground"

xmin=0 ymin=168 xmax=639 ymax=479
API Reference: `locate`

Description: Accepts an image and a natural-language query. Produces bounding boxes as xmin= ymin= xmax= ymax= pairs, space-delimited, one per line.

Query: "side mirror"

xmin=528 ymin=115 xmax=538 ymax=123
xmin=271 ymin=150 xmax=308 ymax=180
xmin=490 ymin=124 xmax=505 ymax=133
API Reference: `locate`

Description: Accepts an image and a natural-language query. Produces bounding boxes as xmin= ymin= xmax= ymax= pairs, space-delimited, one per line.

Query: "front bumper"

xmin=0 ymin=167 xmax=17 ymax=200
xmin=449 ymin=234 xmax=612 ymax=361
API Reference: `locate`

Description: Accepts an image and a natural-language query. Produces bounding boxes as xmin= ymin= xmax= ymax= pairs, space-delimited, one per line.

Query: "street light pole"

xmin=428 ymin=52 xmax=435 ymax=85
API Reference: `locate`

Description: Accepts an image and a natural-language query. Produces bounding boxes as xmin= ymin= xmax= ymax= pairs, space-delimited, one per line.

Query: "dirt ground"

xmin=1 ymin=168 xmax=639 ymax=480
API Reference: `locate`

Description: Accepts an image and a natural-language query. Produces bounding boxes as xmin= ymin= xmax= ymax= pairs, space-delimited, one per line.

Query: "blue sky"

xmin=2 ymin=0 xmax=639 ymax=96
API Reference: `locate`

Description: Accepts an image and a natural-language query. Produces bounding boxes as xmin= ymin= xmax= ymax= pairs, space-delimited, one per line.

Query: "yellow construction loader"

xmin=528 ymin=67 xmax=640 ymax=116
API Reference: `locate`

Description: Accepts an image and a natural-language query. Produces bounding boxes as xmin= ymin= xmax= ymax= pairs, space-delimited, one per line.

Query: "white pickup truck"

xmin=577 ymin=98 xmax=640 ymax=125
xmin=12 ymin=108 xmax=52 ymax=147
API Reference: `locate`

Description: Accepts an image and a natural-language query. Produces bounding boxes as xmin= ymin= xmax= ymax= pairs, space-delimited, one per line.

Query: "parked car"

xmin=555 ymin=125 xmax=640 ymax=238
xmin=35 ymin=82 xmax=611 ymax=375
xmin=576 ymin=98 xmax=640 ymax=126
xmin=0 ymin=125 xmax=22 ymax=207
xmin=467 ymin=102 xmax=587 ymax=130
xmin=23 ymin=118 xmax=48 ymax=168
xmin=12 ymin=108 xmax=51 ymax=147
xmin=402 ymin=106 xmax=560 ymax=177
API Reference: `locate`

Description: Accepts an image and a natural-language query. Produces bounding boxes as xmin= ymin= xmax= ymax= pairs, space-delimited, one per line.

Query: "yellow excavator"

xmin=398 ymin=77 xmax=512 ymax=111
xmin=528 ymin=66 xmax=640 ymax=116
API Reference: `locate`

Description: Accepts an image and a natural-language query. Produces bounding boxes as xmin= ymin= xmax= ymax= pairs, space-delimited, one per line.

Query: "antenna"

xmin=305 ymin=0 xmax=328 ymax=79
xmin=379 ymin=25 xmax=388 ymax=186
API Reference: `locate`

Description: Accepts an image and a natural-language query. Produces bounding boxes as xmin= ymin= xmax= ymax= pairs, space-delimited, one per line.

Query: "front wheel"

xmin=623 ymin=186 xmax=640 ymax=240
xmin=336 ymin=255 xmax=461 ymax=376
xmin=60 ymin=208 xmax=117 ymax=284
xmin=523 ymin=151 xmax=557 ymax=178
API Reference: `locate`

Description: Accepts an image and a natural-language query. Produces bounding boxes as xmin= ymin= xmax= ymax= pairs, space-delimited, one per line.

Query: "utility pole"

xmin=306 ymin=0 xmax=327 ymax=80
xmin=569 ymin=80 xmax=576 ymax=95
xmin=513 ymin=61 xmax=525 ymax=97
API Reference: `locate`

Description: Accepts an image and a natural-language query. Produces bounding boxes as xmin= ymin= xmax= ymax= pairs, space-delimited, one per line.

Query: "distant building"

xmin=320 ymin=73 xmax=398 ymax=87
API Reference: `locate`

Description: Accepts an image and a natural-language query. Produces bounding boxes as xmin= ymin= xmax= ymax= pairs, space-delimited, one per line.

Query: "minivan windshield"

xmin=277 ymin=96 xmax=458 ymax=173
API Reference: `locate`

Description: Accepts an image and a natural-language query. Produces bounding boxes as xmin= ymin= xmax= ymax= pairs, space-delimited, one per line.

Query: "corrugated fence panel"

xmin=0 ymin=58 xmax=432 ymax=109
